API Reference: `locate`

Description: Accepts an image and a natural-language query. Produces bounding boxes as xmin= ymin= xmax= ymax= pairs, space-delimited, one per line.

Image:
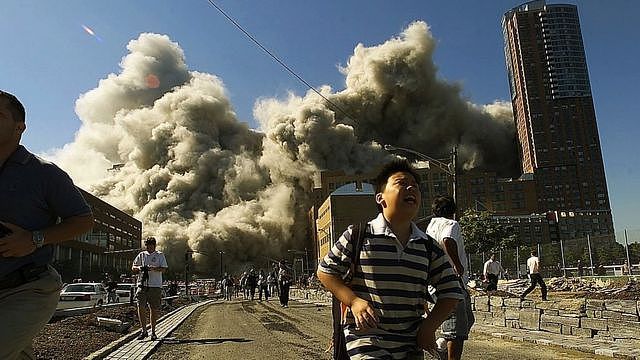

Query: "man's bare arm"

xmin=442 ymin=237 xmax=464 ymax=276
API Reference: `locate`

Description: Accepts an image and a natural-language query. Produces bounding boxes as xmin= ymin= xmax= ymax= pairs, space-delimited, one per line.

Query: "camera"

xmin=0 ymin=223 xmax=12 ymax=238
xmin=140 ymin=265 xmax=150 ymax=286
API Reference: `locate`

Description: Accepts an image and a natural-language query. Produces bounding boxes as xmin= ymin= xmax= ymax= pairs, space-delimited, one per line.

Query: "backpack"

xmin=331 ymin=224 xmax=435 ymax=360
xmin=332 ymin=222 xmax=367 ymax=360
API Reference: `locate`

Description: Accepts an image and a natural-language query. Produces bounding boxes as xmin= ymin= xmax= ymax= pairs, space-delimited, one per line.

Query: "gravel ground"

xmin=151 ymin=299 xmax=611 ymax=360
xmin=33 ymin=299 xmax=191 ymax=360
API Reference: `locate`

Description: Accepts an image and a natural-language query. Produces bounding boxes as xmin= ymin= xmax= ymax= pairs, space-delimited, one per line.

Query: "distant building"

xmin=502 ymin=1 xmax=615 ymax=242
xmin=315 ymin=182 xmax=377 ymax=266
xmin=51 ymin=188 xmax=142 ymax=282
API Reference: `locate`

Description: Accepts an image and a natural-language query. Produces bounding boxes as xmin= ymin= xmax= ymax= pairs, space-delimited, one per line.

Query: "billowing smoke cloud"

xmin=257 ymin=22 xmax=517 ymax=174
xmin=51 ymin=21 xmax=517 ymax=273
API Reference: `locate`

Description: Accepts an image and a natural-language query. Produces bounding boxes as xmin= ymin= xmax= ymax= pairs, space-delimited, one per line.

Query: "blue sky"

xmin=1 ymin=1 xmax=638 ymax=240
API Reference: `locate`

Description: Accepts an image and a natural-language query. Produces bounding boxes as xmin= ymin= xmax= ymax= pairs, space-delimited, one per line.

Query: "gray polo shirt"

xmin=0 ymin=145 xmax=92 ymax=277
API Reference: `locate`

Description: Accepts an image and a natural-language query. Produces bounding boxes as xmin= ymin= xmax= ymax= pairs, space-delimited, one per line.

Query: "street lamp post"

xmin=384 ymin=144 xmax=458 ymax=215
xmin=219 ymin=251 xmax=225 ymax=278
xmin=185 ymin=251 xmax=192 ymax=298
xmin=184 ymin=250 xmax=210 ymax=300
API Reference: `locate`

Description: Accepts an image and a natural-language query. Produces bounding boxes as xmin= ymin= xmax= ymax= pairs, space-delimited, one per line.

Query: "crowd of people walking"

xmin=219 ymin=260 xmax=295 ymax=308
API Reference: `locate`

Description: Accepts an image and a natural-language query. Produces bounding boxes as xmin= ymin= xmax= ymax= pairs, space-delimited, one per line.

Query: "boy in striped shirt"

xmin=318 ymin=159 xmax=463 ymax=359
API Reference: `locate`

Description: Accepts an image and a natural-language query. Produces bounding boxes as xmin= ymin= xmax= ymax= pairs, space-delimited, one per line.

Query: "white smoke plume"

xmin=51 ymin=22 xmax=517 ymax=273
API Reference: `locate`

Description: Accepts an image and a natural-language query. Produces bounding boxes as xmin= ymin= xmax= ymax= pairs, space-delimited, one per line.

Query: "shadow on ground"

xmin=162 ymin=337 xmax=252 ymax=345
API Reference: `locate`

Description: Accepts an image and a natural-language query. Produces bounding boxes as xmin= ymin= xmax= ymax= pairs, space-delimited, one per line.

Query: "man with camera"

xmin=1 ymin=91 xmax=94 ymax=359
xmin=132 ymin=237 xmax=168 ymax=340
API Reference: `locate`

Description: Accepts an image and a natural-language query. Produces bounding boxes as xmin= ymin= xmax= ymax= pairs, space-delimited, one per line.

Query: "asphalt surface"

xmin=150 ymin=298 xmax=609 ymax=359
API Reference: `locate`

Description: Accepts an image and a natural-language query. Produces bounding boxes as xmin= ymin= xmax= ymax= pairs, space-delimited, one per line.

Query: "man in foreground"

xmin=0 ymin=90 xmax=94 ymax=359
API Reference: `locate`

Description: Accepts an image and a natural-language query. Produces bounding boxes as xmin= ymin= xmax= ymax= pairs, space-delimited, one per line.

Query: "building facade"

xmin=51 ymin=188 xmax=142 ymax=282
xmin=315 ymin=182 xmax=378 ymax=265
xmin=502 ymin=0 xmax=614 ymax=242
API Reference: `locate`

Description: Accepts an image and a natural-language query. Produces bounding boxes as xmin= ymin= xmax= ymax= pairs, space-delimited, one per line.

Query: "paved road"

xmin=150 ymin=299 xmax=608 ymax=359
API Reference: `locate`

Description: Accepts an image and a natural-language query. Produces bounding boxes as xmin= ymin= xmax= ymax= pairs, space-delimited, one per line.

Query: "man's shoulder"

xmin=27 ymin=151 xmax=68 ymax=174
xmin=429 ymin=217 xmax=458 ymax=228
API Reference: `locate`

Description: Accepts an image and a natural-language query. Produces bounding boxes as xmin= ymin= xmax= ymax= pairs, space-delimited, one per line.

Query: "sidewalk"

xmin=86 ymin=299 xmax=216 ymax=360
xmin=472 ymin=323 xmax=640 ymax=360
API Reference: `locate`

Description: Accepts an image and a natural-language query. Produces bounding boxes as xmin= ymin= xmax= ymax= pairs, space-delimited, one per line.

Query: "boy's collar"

xmin=370 ymin=213 xmax=426 ymax=242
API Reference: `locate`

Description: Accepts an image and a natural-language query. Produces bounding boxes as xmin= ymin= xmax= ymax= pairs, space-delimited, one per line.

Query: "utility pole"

xmin=184 ymin=251 xmax=191 ymax=298
xmin=451 ymin=145 xmax=458 ymax=218
xmin=587 ymin=234 xmax=594 ymax=276
xmin=624 ymin=229 xmax=631 ymax=275
xmin=219 ymin=251 xmax=225 ymax=278
xmin=304 ymin=248 xmax=310 ymax=275
xmin=560 ymin=239 xmax=567 ymax=277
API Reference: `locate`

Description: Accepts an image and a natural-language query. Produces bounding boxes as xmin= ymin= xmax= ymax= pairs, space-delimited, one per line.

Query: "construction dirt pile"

xmin=33 ymin=300 xmax=189 ymax=360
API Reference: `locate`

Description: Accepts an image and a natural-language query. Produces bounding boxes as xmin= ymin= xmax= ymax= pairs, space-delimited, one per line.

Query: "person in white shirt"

xmin=483 ymin=254 xmax=504 ymax=291
xmin=426 ymin=195 xmax=474 ymax=360
xmin=132 ymin=237 xmax=168 ymax=340
xmin=520 ymin=250 xmax=547 ymax=301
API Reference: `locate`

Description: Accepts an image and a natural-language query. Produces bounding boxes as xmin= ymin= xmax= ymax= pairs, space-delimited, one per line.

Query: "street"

xmin=150 ymin=299 xmax=608 ymax=360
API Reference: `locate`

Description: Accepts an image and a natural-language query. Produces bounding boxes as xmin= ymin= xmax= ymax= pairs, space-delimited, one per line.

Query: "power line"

xmin=205 ymin=0 xmax=354 ymax=121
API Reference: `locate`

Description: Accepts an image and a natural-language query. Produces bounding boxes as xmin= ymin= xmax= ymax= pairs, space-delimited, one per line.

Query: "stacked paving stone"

xmin=471 ymin=295 xmax=640 ymax=342
xmin=290 ymin=287 xmax=332 ymax=304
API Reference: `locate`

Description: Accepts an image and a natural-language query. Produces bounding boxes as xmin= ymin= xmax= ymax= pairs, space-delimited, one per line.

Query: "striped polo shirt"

xmin=319 ymin=213 xmax=463 ymax=359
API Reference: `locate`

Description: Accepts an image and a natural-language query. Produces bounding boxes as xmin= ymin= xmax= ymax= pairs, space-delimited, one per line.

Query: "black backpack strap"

xmin=426 ymin=235 xmax=434 ymax=275
xmin=344 ymin=222 xmax=367 ymax=284
xmin=425 ymin=235 xmax=436 ymax=304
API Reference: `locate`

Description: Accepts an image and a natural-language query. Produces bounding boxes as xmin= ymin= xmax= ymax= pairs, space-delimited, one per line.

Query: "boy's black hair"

xmin=431 ymin=195 xmax=457 ymax=218
xmin=531 ymin=249 xmax=538 ymax=256
xmin=0 ymin=90 xmax=26 ymax=123
xmin=374 ymin=159 xmax=420 ymax=211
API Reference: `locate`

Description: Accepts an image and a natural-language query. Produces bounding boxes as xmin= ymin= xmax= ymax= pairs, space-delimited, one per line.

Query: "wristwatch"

xmin=32 ymin=230 xmax=46 ymax=248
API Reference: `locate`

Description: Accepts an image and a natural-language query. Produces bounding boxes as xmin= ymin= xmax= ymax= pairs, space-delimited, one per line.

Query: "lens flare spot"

xmin=81 ymin=24 xmax=102 ymax=42
xmin=81 ymin=24 xmax=95 ymax=36
xmin=145 ymin=74 xmax=160 ymax=89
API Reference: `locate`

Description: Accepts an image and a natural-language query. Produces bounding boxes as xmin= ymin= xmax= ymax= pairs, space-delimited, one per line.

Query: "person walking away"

xmin=106 ymin=277 xmax=118 ymax=303
xmin=577 ymin=260 xmax=584 ymax=277
xmin=318 ymin=160 xmax=463 ymax=359
xmin=221 ymin=274 xmax=232 ymax=301
xmin=267 ymin=271 xmax=277 ymax=298
xmin=426 ymin=195 xmax=474 ymax=360
xmin=247 ymin=269 xmax=257 ymax=301
xmin=278 ymin=261 xmax=292 ymax=308
xmin=132 ymin=237 xmax=168 ymax=340
xmin=0 ymin=90 xmax=94 ymax=360
xmin=520 ymin=250 xmax=547 ymax=301
xmin=258 ymin=269 xmax=270 ymax=301
xmin=239 ymin=272 xmax=248 ymax=298
xmin=483 ymin=253 xmax=503 ymax=292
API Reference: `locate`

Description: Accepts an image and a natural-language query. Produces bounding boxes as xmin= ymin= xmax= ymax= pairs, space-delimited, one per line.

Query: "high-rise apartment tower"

xmin=502 ymin=1 xmax=614 ymax=241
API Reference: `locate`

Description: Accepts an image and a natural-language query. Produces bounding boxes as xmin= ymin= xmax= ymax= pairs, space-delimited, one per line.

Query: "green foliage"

xmin=459 ymin=209 xmax=518 ymax=254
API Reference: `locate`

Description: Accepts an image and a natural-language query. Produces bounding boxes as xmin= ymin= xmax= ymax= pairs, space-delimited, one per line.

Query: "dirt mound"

xmin=33 ymin=299 xmax=190 ymax=360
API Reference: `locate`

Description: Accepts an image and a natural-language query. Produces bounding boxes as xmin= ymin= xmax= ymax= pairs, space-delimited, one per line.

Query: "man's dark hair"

xmin=374 ymin=159 xmax=420 ymax=194
xmin=0 ymin=90 xmax=26 ymax=123
xmin=145 ymin=236 xmax=157 ymax=244
xmin=431 ymin=195 xmax=456 ymax=218
xmin=531 ymin=250 xmax=537 ymax=256
xmin=374 ymin=159 xmax=420 ymax=211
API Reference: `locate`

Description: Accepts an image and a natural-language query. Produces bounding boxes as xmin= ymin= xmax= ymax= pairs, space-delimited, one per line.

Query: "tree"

xmin=459 ymin=209 xmax=518 ymax=255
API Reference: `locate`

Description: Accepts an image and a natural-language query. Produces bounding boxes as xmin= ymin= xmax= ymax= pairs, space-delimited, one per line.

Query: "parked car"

xmin=57 ymin=283 xmax=108 ymax=310
xmin=116 ymin=283 xmax=136 ymax=302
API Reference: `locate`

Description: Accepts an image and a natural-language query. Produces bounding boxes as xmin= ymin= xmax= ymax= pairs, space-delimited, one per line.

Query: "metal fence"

xmin=467 ymin=228 xmax=640 ymax=279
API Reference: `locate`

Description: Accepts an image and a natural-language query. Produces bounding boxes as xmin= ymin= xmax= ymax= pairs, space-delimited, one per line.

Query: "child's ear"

xmin=375 ymin=193 xmax=386 ymax=208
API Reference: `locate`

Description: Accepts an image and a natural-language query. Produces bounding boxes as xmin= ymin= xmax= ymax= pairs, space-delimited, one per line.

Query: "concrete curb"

xmin=84 ymin=300 xmax=213 ymax=360
xmin=472 ymin=326 xmax=639 ymax=360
